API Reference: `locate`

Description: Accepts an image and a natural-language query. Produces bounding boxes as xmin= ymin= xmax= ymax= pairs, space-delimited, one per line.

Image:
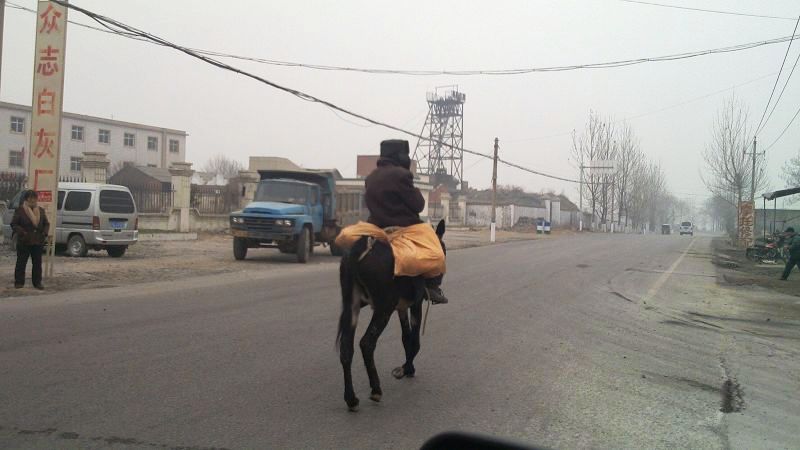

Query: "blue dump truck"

xmin=229 ymin=169 xmax=366 ymax=263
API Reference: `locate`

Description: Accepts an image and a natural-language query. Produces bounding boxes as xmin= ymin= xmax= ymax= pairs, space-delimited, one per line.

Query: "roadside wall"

xmin=139 ymin=210 xmax=228 ymax=232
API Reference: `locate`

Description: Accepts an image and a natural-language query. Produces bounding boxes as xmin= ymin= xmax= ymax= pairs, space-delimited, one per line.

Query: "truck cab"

xmin=229 ymin=170 xmax=343 ymax=263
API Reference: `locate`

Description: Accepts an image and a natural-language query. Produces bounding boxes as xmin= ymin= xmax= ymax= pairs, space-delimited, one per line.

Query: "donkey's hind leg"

xmin=360 ymin=307 xmax=393 ymax=402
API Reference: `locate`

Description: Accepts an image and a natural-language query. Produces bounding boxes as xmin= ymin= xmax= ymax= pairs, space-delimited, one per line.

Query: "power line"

xmin=760 ymin=48 xmax=800 ymax=134
xmin=762 ymin=103 xmax=800 ymax=152
xmin=755 ymin=15 xmax=800 ymax=135
xmin=506 ymin=72 xmax=777 ymax=143
xmin=7 ymin=1 xmax=800 ymax=77
xmin=48 ymin=0 xmax=582 ymax=184
xmin=619 ymin=0 xmax=797 ymax=21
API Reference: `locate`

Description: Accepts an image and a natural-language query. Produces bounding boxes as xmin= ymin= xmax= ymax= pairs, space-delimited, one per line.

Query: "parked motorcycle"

xmin=746 ymin=233 xmax=787 ymax=262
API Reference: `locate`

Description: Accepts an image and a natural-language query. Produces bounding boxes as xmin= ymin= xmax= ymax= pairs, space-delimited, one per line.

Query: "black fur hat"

xmin=379 ymin=139 xmax=411 ymax=169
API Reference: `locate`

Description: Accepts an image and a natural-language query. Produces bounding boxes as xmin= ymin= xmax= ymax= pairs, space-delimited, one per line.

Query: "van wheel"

xmin=233 ymin=237 xmax=248 ymax=260
xmin=67 ymin=235 xmax=88 ymax=257
xmin=107 ymin=246 xmax=127 ymax=258
xmin=296 ymin=227 xmax=311 ymax=263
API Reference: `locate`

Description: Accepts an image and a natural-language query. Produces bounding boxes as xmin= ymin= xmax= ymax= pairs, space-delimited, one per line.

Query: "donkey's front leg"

xmin=339 ymin=320 xmax=359 ymax=412
xmin=360 ymin=307 xmax=393 ymax=402
xmin=393 ymin=307 xmax=418 ymax=379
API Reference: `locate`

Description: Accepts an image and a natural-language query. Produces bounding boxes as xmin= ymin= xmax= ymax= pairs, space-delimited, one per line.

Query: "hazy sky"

xmin=3 ymin=0 xmax=800 ymax=205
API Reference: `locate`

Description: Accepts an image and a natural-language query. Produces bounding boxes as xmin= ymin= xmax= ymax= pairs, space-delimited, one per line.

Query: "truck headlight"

xmin=231 ymin=217 xmax=244 ymax=224
xmin=275 ymin=219 xmax=293 ymax=226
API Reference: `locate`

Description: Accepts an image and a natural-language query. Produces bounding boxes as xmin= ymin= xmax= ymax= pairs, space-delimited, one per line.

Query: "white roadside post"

xmin=490 ymin=138 xmax=499 ymax=243
xmin=28 ymin=0 xmax=68 ymax=277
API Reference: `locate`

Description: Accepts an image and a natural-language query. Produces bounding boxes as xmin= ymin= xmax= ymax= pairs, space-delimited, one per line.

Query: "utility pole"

xmin=0 ymin=0 xmax=5 ymax=96
xmin=490 ymin=137 xmax=498 ymax=243
xmin=578 ymin=164 xmax=584 ymax=231
xmin=751 ymin=136 xmax=757 ymax=203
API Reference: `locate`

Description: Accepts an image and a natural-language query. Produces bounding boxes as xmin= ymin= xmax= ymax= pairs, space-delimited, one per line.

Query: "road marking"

xmin=642 ymin=237 xmax=696 ymax=304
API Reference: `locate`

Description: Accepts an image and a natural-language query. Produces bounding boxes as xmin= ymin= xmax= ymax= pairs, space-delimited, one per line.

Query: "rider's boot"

xmin=425 ymin=278 xmax=449 ymax=304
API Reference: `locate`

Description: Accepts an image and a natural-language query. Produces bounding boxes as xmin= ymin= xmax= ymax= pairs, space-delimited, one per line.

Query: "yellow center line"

xmin=642 ymin=236 xmax=696 ymax=303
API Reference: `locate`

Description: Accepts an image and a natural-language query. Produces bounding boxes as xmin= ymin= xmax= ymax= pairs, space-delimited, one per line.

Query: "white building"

xmin=0 ymin=101 xmax=187 ymax=175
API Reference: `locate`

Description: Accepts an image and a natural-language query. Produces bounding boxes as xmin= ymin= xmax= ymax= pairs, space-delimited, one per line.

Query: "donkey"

xmin=336 ymin=220 xmax=446 ymax=411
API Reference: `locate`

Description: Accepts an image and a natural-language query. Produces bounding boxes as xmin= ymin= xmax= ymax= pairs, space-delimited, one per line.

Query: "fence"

xmin=128 ymin=183 xmax=174 ymax=213
xmin=0 ymin=172 xmax=26 ymax=203
xmin=190 ymin=184 xmax=238 ymax=214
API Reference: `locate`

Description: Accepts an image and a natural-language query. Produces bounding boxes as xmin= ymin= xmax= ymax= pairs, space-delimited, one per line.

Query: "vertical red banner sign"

xmin=28 ymin=1 xmax=68 ymax=275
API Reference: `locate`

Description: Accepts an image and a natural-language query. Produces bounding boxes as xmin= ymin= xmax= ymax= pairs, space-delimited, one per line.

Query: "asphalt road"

xmin=1 ymin=233 xmax=798 ymax=449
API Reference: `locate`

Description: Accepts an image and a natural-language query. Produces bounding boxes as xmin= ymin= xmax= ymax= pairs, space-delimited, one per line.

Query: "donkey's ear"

xmin=435 ymin=219 xmax=446 ymax=238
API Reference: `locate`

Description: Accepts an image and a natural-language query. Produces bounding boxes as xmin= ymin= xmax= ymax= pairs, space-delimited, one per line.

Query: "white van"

xmin=2 ymin=183 xmax=138 ymax=257
xmin=679 ymin=221 xmax=694 ymax=236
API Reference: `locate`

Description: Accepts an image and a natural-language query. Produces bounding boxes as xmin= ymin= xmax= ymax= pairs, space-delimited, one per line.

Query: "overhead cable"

xmin=619 ymin=0 xmax=797 ymax=21
xmin=760 ymin=47 xmax=800 ymax=135
xmin=48 ymin=0 xmax=582 ymax=183
xmin=7 ymin=2 xmax=800 ymax=77
xmin=755 ymin=15 xmax=800 ymax=135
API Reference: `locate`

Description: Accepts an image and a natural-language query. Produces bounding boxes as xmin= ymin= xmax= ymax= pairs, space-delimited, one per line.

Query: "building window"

xmin=10 ymin=116 xmax=25 ymax=134
xmin=124 ymin=132 xmax=135 ymax=148
xmin=9 ymin=150 xmax=24 ymax=168
xmin=98 ymin=129 xmax=110 ymax=144
xmin=71 ymin=125 xmax=84 ymax=141
xmin=169 ymin=139 xmax=179 ymax=153
xmin=147 ymin=136 xmax=158 ymax=151
xmin=70 ymin=157 xmax=82 ymax=172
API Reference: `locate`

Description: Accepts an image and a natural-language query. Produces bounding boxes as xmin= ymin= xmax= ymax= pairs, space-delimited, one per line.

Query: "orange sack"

xmin=335 ymin=221 xmax=446 ymax=278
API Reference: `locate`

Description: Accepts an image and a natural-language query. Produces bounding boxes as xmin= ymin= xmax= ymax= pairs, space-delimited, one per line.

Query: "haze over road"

xmin=1 ymin=233 xmax=798 ymax=449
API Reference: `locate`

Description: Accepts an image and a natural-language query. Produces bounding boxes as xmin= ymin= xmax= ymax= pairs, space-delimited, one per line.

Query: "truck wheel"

xmin=107 ymin=246 xmax=127 ymax=258
xmin=233 ymin=237 xmax=248 ymax=260
xmin=67 ymin=235 xmax=88 ymax=257
xmin=297 ymin=227 xmax=311 ymax=263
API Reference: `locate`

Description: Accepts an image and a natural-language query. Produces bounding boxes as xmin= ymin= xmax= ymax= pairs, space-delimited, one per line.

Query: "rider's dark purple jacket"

xmin=364 ymin=158 xmax=425 ymax=229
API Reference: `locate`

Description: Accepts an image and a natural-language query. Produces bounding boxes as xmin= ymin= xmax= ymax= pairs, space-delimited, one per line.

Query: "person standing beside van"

xmin=11 ymin=190 xmax=50 ymax=290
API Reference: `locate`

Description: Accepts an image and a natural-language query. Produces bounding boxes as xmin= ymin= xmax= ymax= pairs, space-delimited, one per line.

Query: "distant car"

xmin=2 ymin=182 xmax=138 ymax=257
xmin=661 ymin=224 xmax=671 ymax=235
xmin=679 ymin=221 xmax=693 ymax=236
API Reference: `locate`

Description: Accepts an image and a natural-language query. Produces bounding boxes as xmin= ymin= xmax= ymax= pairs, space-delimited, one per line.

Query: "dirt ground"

xmin=712 ymin=237 xmax=800 ymax=297
xmin=0 ymin=228 xmax=549 ymax=298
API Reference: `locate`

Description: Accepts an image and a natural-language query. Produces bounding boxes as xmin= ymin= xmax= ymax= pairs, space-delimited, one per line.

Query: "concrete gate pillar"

xmin=169 ymin=162 xmax=194 ymax=232
xmin=440 ymin=192 xmax=451 ymax=224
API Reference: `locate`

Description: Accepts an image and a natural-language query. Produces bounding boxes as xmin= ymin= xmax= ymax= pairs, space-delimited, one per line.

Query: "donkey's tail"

xmin=336 ymin=237 xmax=367 ymax=351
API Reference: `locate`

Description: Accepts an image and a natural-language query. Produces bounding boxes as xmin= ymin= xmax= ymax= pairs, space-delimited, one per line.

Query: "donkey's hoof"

xmin=346 ymin=397 xmax=360 ymax=412
xmin=369 ymin=389 xmax=382 ymax=402
xmin=392 ymin=367 xmax=406 ymax=379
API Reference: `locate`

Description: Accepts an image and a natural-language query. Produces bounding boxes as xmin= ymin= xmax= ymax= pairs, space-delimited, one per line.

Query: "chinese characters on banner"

xmin=28 ymin=1 xmax=68 ymax=274
xmin=738 ymin=200 xmax=755 ymax=248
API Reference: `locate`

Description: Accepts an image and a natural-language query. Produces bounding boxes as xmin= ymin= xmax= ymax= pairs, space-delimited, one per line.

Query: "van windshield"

xmin=100 ymin=190 xmax=135 ymax=214
xmin=681 ymin=222 xmax=692 ymax=227
xmin=254 ymin=181 xmax=308 ymax=205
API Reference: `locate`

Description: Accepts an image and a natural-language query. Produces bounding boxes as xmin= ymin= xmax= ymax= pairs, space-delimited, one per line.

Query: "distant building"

xmin=0 ymin=101 xmax=187 ymax=175
xmin=108 ymin=165 xmax=173 ymax=191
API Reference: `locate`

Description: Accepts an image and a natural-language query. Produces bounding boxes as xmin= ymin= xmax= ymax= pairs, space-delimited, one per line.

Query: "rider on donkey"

xmin=363 ymin=139 xmax=449 ymax=304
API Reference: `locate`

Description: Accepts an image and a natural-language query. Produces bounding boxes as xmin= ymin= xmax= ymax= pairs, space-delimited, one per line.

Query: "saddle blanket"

xmin=334 ymin=222 xmax=446 ymax=278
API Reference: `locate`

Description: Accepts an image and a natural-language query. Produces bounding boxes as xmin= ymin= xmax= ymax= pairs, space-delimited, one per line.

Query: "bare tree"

xmin=781 ymin=150 xmax=800 ymax=204
xmin=701 ymin=96 xmax=768 ymax=227
xmin=572 ymin=111 xmax=607 ymax=229
xmin=615 ymin=123 xmax=643 ymax=229
xmin=203 ymin=154 xmax=244 ymax=180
